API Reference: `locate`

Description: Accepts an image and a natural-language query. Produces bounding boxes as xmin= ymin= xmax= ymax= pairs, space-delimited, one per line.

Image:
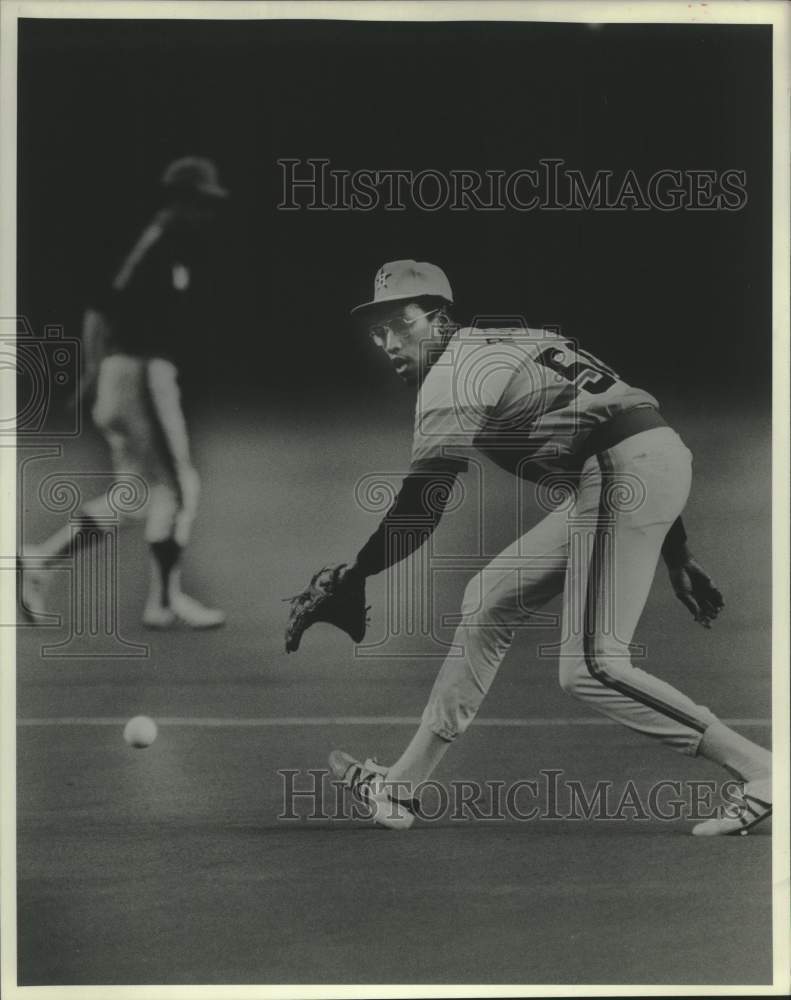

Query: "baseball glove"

xmin=284 ymin=564 xmax=369 ymax=653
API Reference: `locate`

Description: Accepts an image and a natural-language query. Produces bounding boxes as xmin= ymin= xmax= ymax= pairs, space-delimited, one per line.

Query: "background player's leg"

xmin=558 ymin=430 xmax=770 ymax=782
xmin=19 ymin=373 xmax=148 ymax=626
xmin=141 ymin=475 xmax=223 ymax=628
xmin=19 ymin=496 xmax=141 ymax=621
xmin=385 ymin=508 xmax=569 ymax=788
xmin=142 ymin=479 xmax=219 ymax=626
xmin=19 ymin=357 xmax=151 ymax=620
xmin=142 ymin=359 xmax=224 ymax=628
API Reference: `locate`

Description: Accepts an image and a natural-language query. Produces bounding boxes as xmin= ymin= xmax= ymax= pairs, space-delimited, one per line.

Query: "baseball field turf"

xmin=16 ymin=398 xmax=773 ymax=987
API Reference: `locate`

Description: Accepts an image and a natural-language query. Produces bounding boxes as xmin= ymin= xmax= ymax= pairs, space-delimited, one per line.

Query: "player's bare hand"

xmin=668 ymin=557 xmax=724 ymax=628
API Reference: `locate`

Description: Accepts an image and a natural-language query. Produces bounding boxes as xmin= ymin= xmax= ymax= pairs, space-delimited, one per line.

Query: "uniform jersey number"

xmin=535 ymin=344 xmax=618 ymax=395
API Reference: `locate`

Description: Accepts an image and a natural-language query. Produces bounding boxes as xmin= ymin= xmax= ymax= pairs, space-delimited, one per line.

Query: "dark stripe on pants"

xmin=582 ymin=452 xmax=706 ymax=734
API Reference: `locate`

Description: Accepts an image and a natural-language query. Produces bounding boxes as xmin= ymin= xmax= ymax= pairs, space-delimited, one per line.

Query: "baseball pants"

xmin=90 ymin=354 xmax=199 ymax=545
xmin=422 ymin=427 xmax=718 ymax=755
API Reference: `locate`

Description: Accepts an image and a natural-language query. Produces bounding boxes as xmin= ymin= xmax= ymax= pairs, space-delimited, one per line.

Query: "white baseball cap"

xmin=351 ymin=260 xmax=453 ymax=316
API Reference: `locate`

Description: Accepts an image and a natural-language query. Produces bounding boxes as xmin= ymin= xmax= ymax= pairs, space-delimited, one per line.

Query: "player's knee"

xmin=147 ymin=357 xmax=178 ymax=391
xmin=558 ymin=658 xmax=589 ymax=697
xmin=176 ymin=465 xmax=200 ymax=514
xmin=79 ymin=496 xmax=144 ymax=528
xmin=559 ymin=647 xmax=624 ymax=698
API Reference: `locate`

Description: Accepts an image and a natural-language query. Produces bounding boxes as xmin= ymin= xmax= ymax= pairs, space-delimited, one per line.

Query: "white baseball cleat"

xmin=329 ymin=750 xmax=418 ymax=831
xmin=142 ymin=592 xmax=226 ymax=629
xmin=18 ymin=554 xmax=51 ymax=623
xmin=691 ymin=779 xmax=772 ymax=837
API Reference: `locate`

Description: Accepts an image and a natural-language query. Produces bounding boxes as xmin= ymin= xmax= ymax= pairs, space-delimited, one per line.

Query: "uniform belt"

xmin=580 ymin=405 xmax=668 ymax=461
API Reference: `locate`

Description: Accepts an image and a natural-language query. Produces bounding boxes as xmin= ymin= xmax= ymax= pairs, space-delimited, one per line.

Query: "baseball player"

xmin=20 ymin=157 xmax=227 ymax=629
xmin=287 ymin=259 xmax=771 ymax=837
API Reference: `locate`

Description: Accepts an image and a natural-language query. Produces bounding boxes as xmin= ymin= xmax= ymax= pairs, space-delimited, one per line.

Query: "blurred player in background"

xmin=20 ymin=157 xmax=227 ymax=629
xmin=328 ymin=259 xmax=772 ymax=837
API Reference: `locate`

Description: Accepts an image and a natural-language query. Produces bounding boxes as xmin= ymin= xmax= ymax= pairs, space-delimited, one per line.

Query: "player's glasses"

xmin=368 ymin=308 xmax=442 ymax=344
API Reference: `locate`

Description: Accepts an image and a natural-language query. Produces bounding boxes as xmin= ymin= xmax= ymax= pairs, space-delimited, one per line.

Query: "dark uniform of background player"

xmin=21 ymin=157 xmax=227 ymax=629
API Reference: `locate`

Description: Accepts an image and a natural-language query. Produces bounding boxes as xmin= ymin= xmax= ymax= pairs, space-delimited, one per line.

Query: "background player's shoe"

xmin=329 ymin=750 xmax=417 ymax=830
xmin=142 ymin=592 xmax=226 ymax=629
xmin=691 ymin=779 xmax=772 ymax=837
xmin=18 ymin=552 xmax=51 ymax=623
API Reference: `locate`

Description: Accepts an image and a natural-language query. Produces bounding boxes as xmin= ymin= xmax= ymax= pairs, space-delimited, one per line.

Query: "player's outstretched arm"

xmin=662 ymin=517 xmax=725 ymax=628
xmin=352 ymin=464 xmax=461 ymax=579
xmin=284 ymin=465 xmax=461 ymax=653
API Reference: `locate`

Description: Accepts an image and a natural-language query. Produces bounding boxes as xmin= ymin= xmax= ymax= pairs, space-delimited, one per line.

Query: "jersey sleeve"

xmin=354 ymin=466 xmax=460 ymax=578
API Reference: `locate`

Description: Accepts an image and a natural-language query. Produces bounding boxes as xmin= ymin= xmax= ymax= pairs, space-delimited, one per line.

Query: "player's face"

xmin=367 ymin=303 xmax=441 ymax=385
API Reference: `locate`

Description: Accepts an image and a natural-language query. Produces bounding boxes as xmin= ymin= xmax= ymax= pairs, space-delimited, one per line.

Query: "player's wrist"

xmin=343 ymin=562 xmax=365 ymax=582
xmin=664 ymin=553 xmax=691 ymax=573
xmin=663 ymin=542 xmax=691 ymax=567
xmin=661 ymin=516 xmax=690 ymax=568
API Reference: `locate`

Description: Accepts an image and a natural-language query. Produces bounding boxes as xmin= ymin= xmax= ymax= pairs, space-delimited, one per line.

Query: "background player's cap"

xmin=161 ymin=156 xmax=228 ymax=199
xmin=351 ymin=260 xmax=453 ymax=317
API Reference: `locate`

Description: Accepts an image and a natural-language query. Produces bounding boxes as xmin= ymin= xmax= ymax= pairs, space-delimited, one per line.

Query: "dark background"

xmin=18 ymin=18 xmax=771 ymax=405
